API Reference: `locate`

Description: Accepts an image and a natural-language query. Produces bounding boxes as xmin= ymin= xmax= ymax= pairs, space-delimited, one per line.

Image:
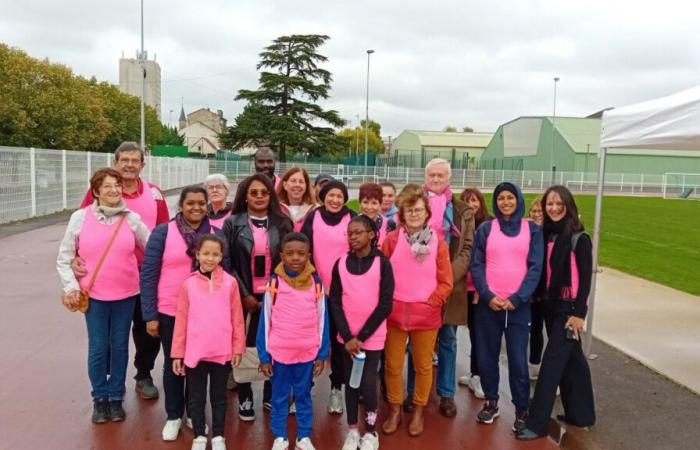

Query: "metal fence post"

xmin=62 ymin=150 xmax=67 ymax=209
xmin=462 ymin=169 xmax=466 ymax=187
xmin=640 ymin=173 xmax=644 ymax=193
xmin=86 ymin=151 xmax=92 ymax=187
xmin=30 ymin=147 xmax=37 ymax=217
xmin=481 ymin=170 xmax=485 ymax=188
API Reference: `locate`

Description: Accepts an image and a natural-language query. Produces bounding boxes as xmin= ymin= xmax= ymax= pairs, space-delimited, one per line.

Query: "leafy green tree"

xmin=443 ymin=125 xmax=458 ymax=132
xmin=462 ymin=126 xmax=474 ymax=132
xmin=337 ymin=127 xmax=384 ymax=157
xmin=218 ymin=102 xmax=270 ymax=150
xmin=361 ymin=119 xmax=382 ymax=138
xmin=231 ymin=34 xmax=346 ymax=161
xmin=156 ymin=124 xmax=184 ymax=146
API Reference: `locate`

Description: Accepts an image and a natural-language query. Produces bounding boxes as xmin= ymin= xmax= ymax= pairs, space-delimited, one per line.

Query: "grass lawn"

xmin=348 ymin=195 xmax=700 ymax=296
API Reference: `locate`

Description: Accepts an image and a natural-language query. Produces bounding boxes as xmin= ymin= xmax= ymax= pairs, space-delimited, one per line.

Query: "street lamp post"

xmin=550 ymin=76 xmax=560 ymax=184
xmin=139 ymin=0 xmax=146 ymax=153
xmin=364 ymin=49 xmax=375 ymax=171
xmin=355 ymin=114 xmax=360 ymax=163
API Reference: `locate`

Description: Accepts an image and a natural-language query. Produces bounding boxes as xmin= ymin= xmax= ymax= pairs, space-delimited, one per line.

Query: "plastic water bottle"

xmin=348 ymin=351 xmax=366 ymax=389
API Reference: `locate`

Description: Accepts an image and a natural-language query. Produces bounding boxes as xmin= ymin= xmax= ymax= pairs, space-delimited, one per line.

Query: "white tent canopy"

xmin=585 ymin=84 xmax=700 ymax=355
xmin=600 ymin=84 xmax=700 ymax=150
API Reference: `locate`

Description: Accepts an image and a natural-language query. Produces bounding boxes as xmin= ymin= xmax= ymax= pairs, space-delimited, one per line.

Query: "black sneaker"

xmin=92 ymin=400 xmax=110 ymax=424
xmin=512 ymin=411 xmax=528 ymax=432
xmin=239 ymin=397 xmax=255 ymax=422
xmin=109 ymin=400 xmax=126 ymax=422
xmin=135 ymin=377 xmax=159 ymax=400
xmin=263 ymin=400 xmax=272 ymax=412
xmin=476 ymin=400 xmax=500 ymax=424
xmin=402 ymin=395 xmax=415 ymax=413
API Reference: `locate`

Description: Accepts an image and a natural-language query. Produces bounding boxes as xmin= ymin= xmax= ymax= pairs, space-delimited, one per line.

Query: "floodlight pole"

xmin=364 ymin=49 xmax=375 ymax=171
xmin=550 ymin=76 xmax=560 ymax=185
xmin=139 ymin=0 xmax=146 ymax=152
xmin=584 ymin=146 xmax=607 ymax=358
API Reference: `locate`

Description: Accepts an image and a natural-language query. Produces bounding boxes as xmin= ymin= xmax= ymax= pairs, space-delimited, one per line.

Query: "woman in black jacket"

xmin=517 ymin=185 xmax=595 ymax=440
xmin=222 ymin=173 xmax=293 ymax=422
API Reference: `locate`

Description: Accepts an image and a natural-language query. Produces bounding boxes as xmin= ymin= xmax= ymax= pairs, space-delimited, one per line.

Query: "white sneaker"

xmin=272 ymin=437 xmax=289 ymax=450
xmin=342 ymin=429 xmax=361 ymax=450
xmin=469 ymin=375 xmax=485 ymax=400
xmin=211 ymin=436 xmax=227 ymax=450
xmin=432 ymin=352 xmax=439 ymax=366
xmin=295 ymin=437 xmax=316 ymax=450
xmin=185 ymin=417 xmax=209 ymax=434
xmin=288 ymin=400 xmax=297 ymax=415
xmin=162 ymin=418 xmax=182 ymax=441
xmin=359 ymin=432 xmax=379 ymax=450
xmin=458 ymin=374 xmax=471 ymax=386
xmin=327 ymin=388 xmax=344 ymax=414
xmin=528 ymin=363 xmax=540 ymax=381
xmin=191 ymin=436 xmax=207 ymax=450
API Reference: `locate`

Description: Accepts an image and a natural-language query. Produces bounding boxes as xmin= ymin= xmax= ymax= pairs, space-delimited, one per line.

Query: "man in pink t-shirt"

xmin=74 ymin=141 xmax=169 ymax=400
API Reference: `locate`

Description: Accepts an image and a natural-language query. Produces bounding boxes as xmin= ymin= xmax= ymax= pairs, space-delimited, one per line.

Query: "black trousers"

xmin=159 ymin=313 xmax=188 ymax=420
xmin=237 ymin=302 xmax=272 ymax=405
xmin=526 ymin=302 xmax=596 ymax=435
xmin=342 ymin=349 xmax=382 ymax=429
xmin=187 ymin=361 xmax=229 ymax=437
xmin=466 ymin=291 xmax=479 ymax=376
xmin=133 ymin=295 xmax=161 ymax=380
xmin=327 ymin=298 xmax=345 ymax=390
xmin=529 ymin=300 xmax=546 ymax=365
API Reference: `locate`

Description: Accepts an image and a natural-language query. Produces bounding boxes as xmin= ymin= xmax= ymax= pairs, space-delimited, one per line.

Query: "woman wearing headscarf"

xmin=222 ymin=173 xmax=293 ymax=421
xmin=517 ymin=185 xmax=595 ymax=440
xmin=300 ymin=180 xmax=356 ymax=414
xmin=470 ymin=182 xmax=543 ymax=433
xmin=140 ymin=185 xmax=221 ymax=441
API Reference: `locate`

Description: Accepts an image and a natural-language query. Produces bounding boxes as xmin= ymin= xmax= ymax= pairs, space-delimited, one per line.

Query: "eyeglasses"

xmin=249 ymin=189 xmax=270 ymax=198
xmin=405 ymin=207 xmax=426 ymax=216
xmin=206 ymin=184 xmax=226 ymax=191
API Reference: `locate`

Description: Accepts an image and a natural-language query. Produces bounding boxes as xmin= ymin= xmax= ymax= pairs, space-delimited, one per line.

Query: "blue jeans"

xmin=85 ymin=296 xmax=136 ymax=401
xmin=436 ymin=324 xmax=458 ymax=398
xmin=270 ymin=361 xmax=314 ymax=440
xmin=475 ymin=303 xmax=531 ymax=413
xmin=406 ymin=325 xmax=457 ymax=398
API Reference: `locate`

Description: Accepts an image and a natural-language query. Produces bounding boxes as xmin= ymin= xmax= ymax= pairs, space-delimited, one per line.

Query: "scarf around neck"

xmin=404 ymin=224 xmax=434 ymax=262
xmin=383 ymin=204 xmax=398 ymax=221
xmin=319 ymin=205 xmax=353 ymax=226
xmin=175 ymin=212 xmax=212 ymax=269
xmin=425 ymin=186 xmax=459 ymax=244
xmin=542 ymin=218 xmax=574 ymax=299
xmin=273 ymin=261 xmax=316 ymax=290
xmin=94 ymin=199 xmax=127 ymax=218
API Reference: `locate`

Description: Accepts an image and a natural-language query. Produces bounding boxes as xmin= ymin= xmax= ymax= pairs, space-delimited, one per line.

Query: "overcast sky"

xmin=2 ymin=0 xmax=699 ymax=137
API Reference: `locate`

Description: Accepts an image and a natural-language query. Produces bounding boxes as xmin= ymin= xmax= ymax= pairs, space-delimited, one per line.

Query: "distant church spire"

xmin=178 ymin=98 xmax=186 ymax=130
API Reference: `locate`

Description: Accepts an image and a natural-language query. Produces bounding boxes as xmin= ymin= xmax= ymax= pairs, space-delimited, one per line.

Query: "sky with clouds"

xmin=2 ymin=0 xmax=699 ymax=137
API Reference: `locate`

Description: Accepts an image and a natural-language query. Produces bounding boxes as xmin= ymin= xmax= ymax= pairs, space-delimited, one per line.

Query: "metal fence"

xmin=209 ymin=160 xmax=681 ymax=196
xmin=0 ymin=146 xmax=209 ymax=224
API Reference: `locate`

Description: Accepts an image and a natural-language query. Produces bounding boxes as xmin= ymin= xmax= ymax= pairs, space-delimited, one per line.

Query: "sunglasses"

xmin=249 ymin=189 xmax=270 ymax=198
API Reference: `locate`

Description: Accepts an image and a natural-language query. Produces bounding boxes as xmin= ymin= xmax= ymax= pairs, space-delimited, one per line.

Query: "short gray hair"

xmin=203 ymin=173 xmax=231 ymax=193
xmin=425 ymin=158 xmax=451 ymax=177
xmin=114 ymin=141 xmax=145 ymax=162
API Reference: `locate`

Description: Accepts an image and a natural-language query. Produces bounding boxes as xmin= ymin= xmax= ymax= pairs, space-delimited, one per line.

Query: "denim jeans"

xmin=85 ymin=296 xmax=136 ymax=401
xmin=435 ymin=324 xmax=458 ymax=398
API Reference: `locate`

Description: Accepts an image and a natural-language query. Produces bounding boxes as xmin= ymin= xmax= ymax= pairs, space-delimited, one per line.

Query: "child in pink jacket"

xmin=172 ymin=235 xmax=246 ymax=450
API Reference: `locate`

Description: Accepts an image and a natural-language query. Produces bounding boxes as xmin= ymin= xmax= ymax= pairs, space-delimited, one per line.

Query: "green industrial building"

xmin=480 ymin=116 xmax=700 ymax=174
xmin=381 ymin=130 xmax=494 ymax=168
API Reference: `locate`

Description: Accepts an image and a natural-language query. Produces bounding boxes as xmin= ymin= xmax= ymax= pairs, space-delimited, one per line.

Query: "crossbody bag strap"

xmin=84 ymin=214 xmax=128 ymax=294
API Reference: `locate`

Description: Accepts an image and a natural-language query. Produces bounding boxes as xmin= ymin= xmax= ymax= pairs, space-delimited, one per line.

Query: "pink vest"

xmin=209 ymin=211 xmax=231 ymax=229
xmin=312 ymin=211 xmax=351 ymax=290
xmin=267 ymin=278 xmax=321 ymax=364
xmin=546 ymin=241 xmax=580 ymax=299
xmin=125 ymin=181 xmax=159 ymax=231
xmin=390 ymin=229 xmax=438 ymax=303
xmin=337 ymin=255 xmax=386 ymax=350
xmin=157 ymin=221 xmax=194 ymax=316
xmin=377 ymin=218 xmax=389 ymax=247
xmin=78 ymin=208 xmax=139 ymax=301
xmin=485 ymin=219 xmax=531 ymax=299
xmin=250 ymin=223 xmax=272 ymax=294
xmin=182 ymin=272 xmax=236 ymax=368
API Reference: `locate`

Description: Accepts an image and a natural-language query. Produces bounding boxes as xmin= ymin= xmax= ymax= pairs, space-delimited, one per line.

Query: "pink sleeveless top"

xmin=78 ymin=208 xmax=139 ymax=301
xmin=209 ymin=211 xmax=231 ymax=229
xmin=267 ymin=278 xmax=320 ymax=364
xmin=390 ymin=228 xmax=438 ymax=303
xmin=312 ymin=211 xmax=351 ymax=290
xmin=157 ymin=221 xmax=194 ymax=316
xmin=377 ymin=218 xmax=389 ymax=247
xmin=124 ymin=181 xmax=159 ymax=231
xmin=546 ymin=241 xmax=580 ymax=299
xmin=182 ymin=272 xmax=236 ymax=368
xmin=250 ymin=222 xmax=272 ymax=294
xmin=337 ymin=255 xmax=385 ymax=350
xmin=485 ymin=219 xmax=531 ymax=299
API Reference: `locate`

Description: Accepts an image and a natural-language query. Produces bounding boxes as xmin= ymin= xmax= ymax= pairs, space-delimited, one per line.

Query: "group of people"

xmin=57 ymin=142 xmax=595 ymax=450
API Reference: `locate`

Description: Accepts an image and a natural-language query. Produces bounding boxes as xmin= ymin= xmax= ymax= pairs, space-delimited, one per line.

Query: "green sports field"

xmin=348 ymin=195 xmax=700 ymax=296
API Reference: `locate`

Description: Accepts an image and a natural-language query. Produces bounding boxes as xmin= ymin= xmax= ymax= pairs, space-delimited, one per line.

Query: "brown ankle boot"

xmin=382 ymin=404 xmax=402 ymax=435
xmin=408 ymin=404 xmax=424 ymax=437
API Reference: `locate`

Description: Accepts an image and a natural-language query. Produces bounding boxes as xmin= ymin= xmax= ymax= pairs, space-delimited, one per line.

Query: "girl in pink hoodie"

xmin=171 ymin=235 xmax=246 ymax=450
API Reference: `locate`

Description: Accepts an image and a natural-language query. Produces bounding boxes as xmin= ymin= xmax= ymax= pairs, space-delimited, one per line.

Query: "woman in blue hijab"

xmin=470 ymin=182 xmax=543 ymax=433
